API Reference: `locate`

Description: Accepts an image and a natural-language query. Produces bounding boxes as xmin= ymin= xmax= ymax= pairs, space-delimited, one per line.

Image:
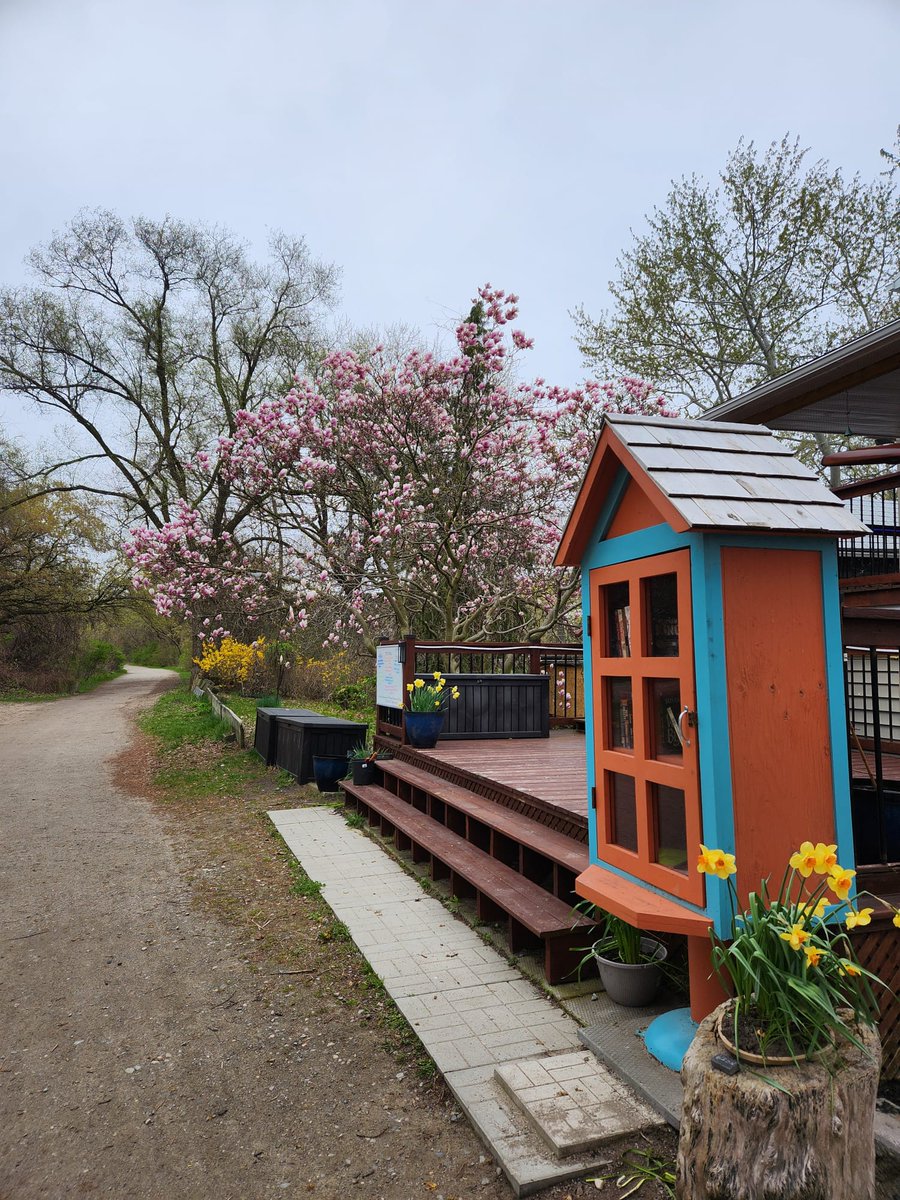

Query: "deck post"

xmin=400 ymin=632 xmax=417 ymax=745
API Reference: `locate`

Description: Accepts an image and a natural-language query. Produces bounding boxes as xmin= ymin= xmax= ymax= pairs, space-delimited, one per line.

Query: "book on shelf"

xmin=613 ymin=605 xmax=632 ymax=656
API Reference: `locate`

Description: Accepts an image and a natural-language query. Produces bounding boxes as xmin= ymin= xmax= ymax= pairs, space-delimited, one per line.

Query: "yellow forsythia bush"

xmin=193 ymin=637 xmax=265 ymax=689
xmin=288 ymin=651 xmax=356 ymax=700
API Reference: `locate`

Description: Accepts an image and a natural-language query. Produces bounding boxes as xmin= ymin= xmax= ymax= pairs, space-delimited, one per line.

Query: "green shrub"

xmin=78 ymin=640 xmax=125 ymax=676
xmin=332 ymin=678 xmax=375 ymax=708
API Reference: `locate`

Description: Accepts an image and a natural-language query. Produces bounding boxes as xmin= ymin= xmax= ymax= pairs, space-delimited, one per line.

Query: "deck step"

xmin=379 ymin=758 xmax=589 ymax=876
xmin=341 ymin=781 xmax=593 ymax=983
xmin=378 ymin=740 xmax=589 ymax=843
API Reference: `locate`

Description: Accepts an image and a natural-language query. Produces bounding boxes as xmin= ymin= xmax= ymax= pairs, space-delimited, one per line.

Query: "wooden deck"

xmin=394 ymin=737 xmax=900 ymax=839
xmin=851 ymin=749 xmax=900 ymax=783
xmin=412 ymin=730 xmax=589 ymax=827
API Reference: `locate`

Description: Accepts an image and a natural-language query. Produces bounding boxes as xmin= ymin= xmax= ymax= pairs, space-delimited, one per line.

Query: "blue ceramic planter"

xmin=404 ymin=710 xmax=445 ymax=748
xmin=312 ymin=755 xmax=349 ymax=793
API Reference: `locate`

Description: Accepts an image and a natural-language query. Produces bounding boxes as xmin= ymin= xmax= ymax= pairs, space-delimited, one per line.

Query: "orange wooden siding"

xmin=721 ymin=547 xmax=835 ymax=903
xmin=606 ymin=478 xmax=667 ymax=539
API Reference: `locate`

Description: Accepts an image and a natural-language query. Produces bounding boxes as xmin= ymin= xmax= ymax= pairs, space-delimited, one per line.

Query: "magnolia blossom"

xmin=125 ymin=285 xmax=675 ymax=648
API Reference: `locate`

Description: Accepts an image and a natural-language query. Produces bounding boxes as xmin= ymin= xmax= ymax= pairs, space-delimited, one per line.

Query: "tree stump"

xmin=677 ymin=1006 xmax=880 ymax=1200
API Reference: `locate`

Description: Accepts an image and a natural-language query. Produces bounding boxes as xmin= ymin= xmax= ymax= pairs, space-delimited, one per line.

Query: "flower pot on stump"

xmin=677 ymin=1002 xmax=880 ymax=1200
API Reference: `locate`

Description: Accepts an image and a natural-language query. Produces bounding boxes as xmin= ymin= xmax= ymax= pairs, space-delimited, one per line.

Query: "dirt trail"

xmin=0 ymin=668 xmax=520 ymax=1200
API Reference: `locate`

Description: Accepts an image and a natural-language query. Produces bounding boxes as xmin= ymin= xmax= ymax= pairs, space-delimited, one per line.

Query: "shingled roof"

xmin=603 ymin=414 xmax=869 ymax=535
xmin=555 ymin=414 xmax=868 ymax=566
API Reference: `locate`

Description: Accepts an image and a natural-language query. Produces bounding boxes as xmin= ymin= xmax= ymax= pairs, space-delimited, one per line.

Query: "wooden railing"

xmin=376 ymin=636 xmax=584 ymax=742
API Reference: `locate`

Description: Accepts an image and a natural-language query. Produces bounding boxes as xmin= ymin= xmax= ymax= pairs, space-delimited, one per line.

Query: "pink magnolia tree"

xmin=125 ymin=286 xmax=675 ymax=652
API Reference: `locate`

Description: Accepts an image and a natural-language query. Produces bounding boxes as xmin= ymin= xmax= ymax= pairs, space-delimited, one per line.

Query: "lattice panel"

xmin=853 ymin=921 xmax=900 ymax=1079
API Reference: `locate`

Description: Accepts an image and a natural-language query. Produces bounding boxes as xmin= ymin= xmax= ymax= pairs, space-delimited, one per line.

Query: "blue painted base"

xmin=641 ymin=1007 xmax=698 ymax=1072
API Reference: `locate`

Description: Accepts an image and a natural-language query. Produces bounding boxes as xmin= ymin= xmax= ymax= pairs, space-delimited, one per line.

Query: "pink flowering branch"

xmin=125 ymin=286 xmax=675 ymax=651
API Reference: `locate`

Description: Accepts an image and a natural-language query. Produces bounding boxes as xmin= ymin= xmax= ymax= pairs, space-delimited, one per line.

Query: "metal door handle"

xmin=678 ymin=706 xmax=696 ymax=748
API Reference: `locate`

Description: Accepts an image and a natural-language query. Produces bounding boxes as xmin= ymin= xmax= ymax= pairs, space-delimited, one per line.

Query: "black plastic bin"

xmin=274 ymin=713 xmax=368 ymax=783
xmin=253 ymin=707 xmax=317 ymax=765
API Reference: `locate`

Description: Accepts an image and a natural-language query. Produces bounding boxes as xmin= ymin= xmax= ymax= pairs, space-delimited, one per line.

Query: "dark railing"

xmin=376 ymin=637 xmax=584 ymax=741
xmin=836 ymin=480 xmax=900 ymax=579
xmin=845 ymin=645 xmax=900 ymax=866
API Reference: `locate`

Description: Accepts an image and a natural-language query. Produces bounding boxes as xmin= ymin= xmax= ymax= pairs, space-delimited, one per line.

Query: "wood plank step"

xmin=342 ymin=781 xmax=593 ymax=983
xmin=380 ymin=758 xmax=589 ymax=874
xmin=380 ymin=742 xmax=589 ymax=843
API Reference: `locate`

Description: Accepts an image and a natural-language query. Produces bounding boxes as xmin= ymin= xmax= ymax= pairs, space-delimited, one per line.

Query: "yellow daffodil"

xmin=893 ymin=911 xmax=900 ymax=929
xmin=433 ymin=671 xmax=443 ymax=681
xmin=780 ymin=923 xmax=810 ymax=951
xmin=789 ymin=841 xmax=817 ymax=877
xmin=844 ymin=907 xmax=874 ymax=930
xmin=436 ymin=680 xmax=445 ymax=690
xmin=828 ymin=865 xmax=856 ymax=900
xmin=803 ymin=945 xmax=823 ymax=968
xmin=434 ymin=700 xmax=441 ymax=709
xmin=813 ymin=843 xmax=838 ymax=874
xmin=797 ymin=896 xmax=829 ymax=922
xmin=414 ymin=678 xmax=424 ymax=689
xmin=406 ymin=683 xmax=414 ymax=693
xmin=837 ymin=960 xmax=861 ymax=978
xmin=696 ymin=845 xmax=737 ymax=880
xmin=451 ymin=688 xmax=460 ymax=699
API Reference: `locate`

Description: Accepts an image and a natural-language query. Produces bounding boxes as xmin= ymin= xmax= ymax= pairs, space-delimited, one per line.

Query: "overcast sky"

xmin=1 ymin=0 xmax=898 ymax=441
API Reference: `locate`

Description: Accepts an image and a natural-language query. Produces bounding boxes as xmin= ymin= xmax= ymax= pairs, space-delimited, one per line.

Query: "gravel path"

xmin=0 ymin=669 xmax=523 ymax=1199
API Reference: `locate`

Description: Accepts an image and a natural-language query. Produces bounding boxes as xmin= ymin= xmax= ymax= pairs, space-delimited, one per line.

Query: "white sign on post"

xmin=376 ymin=644 xmax=404 ymax=709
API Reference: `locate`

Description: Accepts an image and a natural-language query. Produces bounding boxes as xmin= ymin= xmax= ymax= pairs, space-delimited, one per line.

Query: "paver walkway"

xmin=270 ymin=806 xmax=661 ymax=1194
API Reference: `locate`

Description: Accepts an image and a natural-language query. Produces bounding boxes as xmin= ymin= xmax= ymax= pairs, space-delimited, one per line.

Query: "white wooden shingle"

xmin=605 ymin=414 xmax=869 ymax=537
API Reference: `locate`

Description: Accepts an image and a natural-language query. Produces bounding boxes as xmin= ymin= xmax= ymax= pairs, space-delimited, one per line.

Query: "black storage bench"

xmin=439 ymin=674 xmax=550 ymax=739
xmin=253 ymin=707 xmax=317 ymax=765
xmin=272 ymin=712 xmax=368 ymax=783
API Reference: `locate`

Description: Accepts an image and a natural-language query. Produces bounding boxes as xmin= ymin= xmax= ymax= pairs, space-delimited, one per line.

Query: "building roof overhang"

xmin=705 ymin=319 xmax=900 ymax=439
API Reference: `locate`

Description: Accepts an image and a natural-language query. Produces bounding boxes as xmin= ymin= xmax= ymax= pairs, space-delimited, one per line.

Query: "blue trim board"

xmin=590 ymin=523 xmax=688 ymax=569
xmin=820 ymin=542 xmax=858 ymax=890
xmin=580 ymin=568 xmax=598 ymax=857
xmin=689 ymin=537 xmax=735 ymax=937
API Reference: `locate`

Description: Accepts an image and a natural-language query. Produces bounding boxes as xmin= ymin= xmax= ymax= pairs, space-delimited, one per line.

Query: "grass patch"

xmin=139 ymin=687 xmax=234 ymax=749
xmin=291 ymin=875 xmax=324 ymax=899
xmin=0 ymin=686 xmax=62 ymax=703
xmin=0 ymin=666 xmax=126 ymax=703
xmin=75 ymin=667 xmax=127 ymax=693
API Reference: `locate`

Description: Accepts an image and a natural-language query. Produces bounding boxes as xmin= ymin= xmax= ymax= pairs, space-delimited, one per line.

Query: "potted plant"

xmin=346 ymin=742 xmax=390 ymax=786
xmin=577 ymin=907 xmax=668 ymax=1007
xmin=677 ymin=840 xmax=899 ymax=1199
xmin=403 ymin=672 xmax=461 ymax=748
xmin=697 ymin=840 xmax=891 ymax=1063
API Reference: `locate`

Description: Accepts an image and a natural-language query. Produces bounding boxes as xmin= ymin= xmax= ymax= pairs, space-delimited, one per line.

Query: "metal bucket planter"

xmin=312 ymin=755 xmax=348 ymax=793
xmin=594 ymin=937 xmax=667 ymax=1007
xmin=404 ymin=711 xmax=445 ymax=749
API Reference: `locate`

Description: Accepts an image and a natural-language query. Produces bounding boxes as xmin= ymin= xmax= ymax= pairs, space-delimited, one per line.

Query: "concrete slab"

xmin=495 ymin=1050 xmax=662 ymax=1158
xmin=269 ymin=805 xmax=665 ymax=1195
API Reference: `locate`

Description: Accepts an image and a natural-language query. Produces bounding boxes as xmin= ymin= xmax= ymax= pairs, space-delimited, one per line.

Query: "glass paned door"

xmin=589 ymin=549 xmax=703 ymax=905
